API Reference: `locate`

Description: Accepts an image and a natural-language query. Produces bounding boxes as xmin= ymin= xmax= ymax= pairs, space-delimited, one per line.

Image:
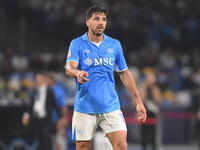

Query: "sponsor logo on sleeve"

xmin=67 ymin=50 xmax=71 ymax=58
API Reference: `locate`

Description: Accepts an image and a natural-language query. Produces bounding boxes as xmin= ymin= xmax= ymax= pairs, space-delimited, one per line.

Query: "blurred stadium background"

xmin=0 ymin=0 xmax=200 ymax=150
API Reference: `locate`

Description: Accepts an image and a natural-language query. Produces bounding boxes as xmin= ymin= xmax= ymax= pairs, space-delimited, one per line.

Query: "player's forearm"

xmin=119 ymin=69 xmax=143 ymax=104
xmin=65 ymin=63 xmax=80 ymax=78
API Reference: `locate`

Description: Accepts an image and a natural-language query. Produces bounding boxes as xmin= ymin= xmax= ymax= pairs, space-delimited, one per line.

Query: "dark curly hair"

xmin=86 ymin=5 xmax=108 ymax=20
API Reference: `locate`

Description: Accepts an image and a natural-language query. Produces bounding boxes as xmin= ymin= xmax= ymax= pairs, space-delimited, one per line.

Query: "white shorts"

xmin=72 ymin=110 xmax=127 ymax=141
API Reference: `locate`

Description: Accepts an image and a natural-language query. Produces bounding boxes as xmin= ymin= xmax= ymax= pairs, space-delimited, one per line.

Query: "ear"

xmin=86 ymin=20 xmax=89 ymax=27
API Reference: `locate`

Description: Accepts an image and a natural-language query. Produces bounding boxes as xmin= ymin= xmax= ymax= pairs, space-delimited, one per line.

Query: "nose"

xmin=99 ymin=19 xmax=103 ymax=24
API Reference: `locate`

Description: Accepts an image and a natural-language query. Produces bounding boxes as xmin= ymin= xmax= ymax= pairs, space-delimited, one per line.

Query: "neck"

xmin=87 ymin=30 xmax=104 ymax=43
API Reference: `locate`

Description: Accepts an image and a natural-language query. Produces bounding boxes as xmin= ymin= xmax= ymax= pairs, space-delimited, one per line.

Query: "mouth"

xmin=97 ymin=26 xmax=103 ymax=32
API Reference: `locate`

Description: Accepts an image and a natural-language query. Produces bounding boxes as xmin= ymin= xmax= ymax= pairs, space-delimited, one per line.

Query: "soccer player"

xmin=65 ymin=5 xmax=147 ymax=150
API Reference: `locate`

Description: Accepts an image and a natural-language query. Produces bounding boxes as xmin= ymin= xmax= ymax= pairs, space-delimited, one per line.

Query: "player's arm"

xmin=65 ymin=61 xmax=89 ymax=84
xmin=118 ymin=69 xmax=147 ymax=122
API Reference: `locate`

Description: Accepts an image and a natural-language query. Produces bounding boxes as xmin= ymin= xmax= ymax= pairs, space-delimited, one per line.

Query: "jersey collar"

xmin=82 ymin=32 xmax=108 ymax=42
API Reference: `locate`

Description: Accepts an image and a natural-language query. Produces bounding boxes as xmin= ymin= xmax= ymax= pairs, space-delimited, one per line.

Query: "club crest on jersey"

xmin=67 ymin=50 xmax=71 ymax=58
xmin=107 ymin=48 xmax=113 ymax=54
xmin=84 ymin=57 xmax=93 ymax=67
xmin=77 ymin=129 xmax=83 ymax=135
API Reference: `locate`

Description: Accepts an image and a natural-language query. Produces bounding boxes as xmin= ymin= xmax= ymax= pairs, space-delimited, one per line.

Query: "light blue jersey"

xmin=66 ymin=32 xmax=127 ymax=114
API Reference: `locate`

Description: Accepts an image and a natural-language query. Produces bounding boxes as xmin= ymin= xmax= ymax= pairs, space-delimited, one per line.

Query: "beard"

xmin=91 ymin=27 xmax=104 ymax=36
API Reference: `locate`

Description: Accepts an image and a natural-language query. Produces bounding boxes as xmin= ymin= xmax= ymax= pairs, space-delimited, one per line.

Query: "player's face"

xmin=86 ymin=12 xmax=107 ymax=36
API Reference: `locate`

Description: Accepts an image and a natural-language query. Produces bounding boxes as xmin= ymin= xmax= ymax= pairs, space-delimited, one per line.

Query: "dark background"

xmin=0 ymin=0 xmax=199 ymax=149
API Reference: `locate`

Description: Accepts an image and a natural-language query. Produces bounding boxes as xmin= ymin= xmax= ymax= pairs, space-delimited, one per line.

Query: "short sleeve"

xmin=115 ymin=41 xmax=128 ymax=72
xmin=66 ymin=39 xmax=80 ymax=64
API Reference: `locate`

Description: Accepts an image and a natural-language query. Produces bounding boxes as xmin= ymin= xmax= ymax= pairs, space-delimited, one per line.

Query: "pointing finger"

xmin=85 ymin=72 xmax=89 ymax=78
xmin=83 ymin=77 xmax=89 ymax=82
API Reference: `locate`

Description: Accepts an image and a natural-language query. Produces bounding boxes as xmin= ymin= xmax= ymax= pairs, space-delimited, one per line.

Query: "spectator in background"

xmin=47 ymin=73 xmax=68 ymax=150
xmin=168 ymin=67 xmax=184 ymax=92
xmin=0 ymin=78 xmax=15 ymax=101
xmin=22 ymin=72 xmax=61 ymax=150
xmin=139 ymin=73 xmax=162 ymax=150
xmin=11 ymin=49 xmax=29 ymax=72
xmin=192 ymin=83 xmax=200 ymax=150
xmin=0 ymin=47 xmax=14 ymax=80
xmin=47 ymin=54 xmax=62 ymax=72
xmin=29 ymin=52 xmax=45 ymax=72
xmin=29 ymin=0 xmax=44 ymax=21
xmin=138 ymin=46 xmax=150 ymax=68
xmin=159 ymin=47 xmax=177 ymax=70
xmin=190 ymin=47 xmax=200 ymax=69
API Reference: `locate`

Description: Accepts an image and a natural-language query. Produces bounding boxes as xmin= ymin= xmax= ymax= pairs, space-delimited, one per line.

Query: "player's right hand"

xmin=77 ymin=71 xmax=89 ymax=84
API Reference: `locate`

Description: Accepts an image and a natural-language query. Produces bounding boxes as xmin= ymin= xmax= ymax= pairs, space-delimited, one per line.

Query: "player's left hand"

xmin=136 ymin=102 xmax=147 ymax=122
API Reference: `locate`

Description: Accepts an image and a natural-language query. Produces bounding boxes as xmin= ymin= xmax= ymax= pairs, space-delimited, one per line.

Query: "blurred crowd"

xmin=0 ymin=0 xmax=199 ymax=110
xmin=0 ymin=44 xmax=199 ymax=110
xmin=2 ymin=0 xmax=200 ymax=49
xmin=0 ymin=46 xmax=69 ymax=106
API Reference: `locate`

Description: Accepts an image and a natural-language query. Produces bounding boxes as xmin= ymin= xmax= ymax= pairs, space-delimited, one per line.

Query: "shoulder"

xmin=106 ymin=35 xmax=121 ymax=45
xmin=70 ymin=35 xmax=85 ymax=44
xmin=69 ymin=36 xmax=85 ymax=51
